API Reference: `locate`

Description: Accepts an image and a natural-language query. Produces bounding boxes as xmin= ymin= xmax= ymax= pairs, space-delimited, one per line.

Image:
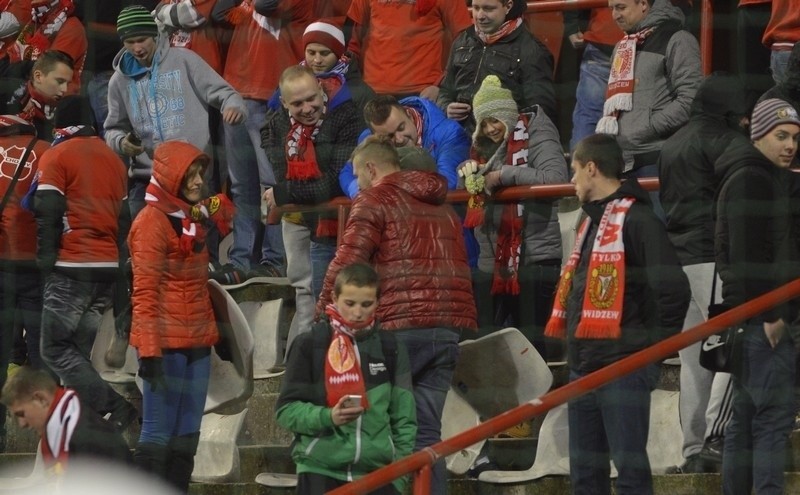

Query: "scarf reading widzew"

xmin=324 ymin=304 xmax=372 ymax=410
xmin=42 ymin=387 xmax=80 ymax=473
xmin=490 ymin=114 xmax=529 ymax=295
xmin=595 ymin=27 xmax=655 ymax=135
xmin=145 ymin=178 xmax=235 ymax=255
xmin=544 ymin=197 xmax=634 ymax=339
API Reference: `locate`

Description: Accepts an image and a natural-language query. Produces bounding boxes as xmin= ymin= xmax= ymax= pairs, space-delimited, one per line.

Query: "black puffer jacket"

xmin=566 ymin=179 xmax=690 ymax=373
xmin=438 ymin=23 xmax=556 ymax=130
xmin=658 ymin=73 xmax=750 ymax=266
xmin=714 ymin=139 xmax=800 ymax=324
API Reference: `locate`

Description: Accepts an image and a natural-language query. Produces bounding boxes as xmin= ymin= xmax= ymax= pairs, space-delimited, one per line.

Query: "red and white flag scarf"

xmin=285 ymin=92 xmax=329 ymax=181
xmin=595 ymin=27 xmax=654 ymax=135
xmin=41 ymin=387 xmax=80 ymax=473
xmin=476 ymin=17 xmax=522 ymax=46
xmin=405 ymin=107 xmax=425 ymax=148
xmin=324 ymin=304 xmax=373 ymax=410
xmin=544 ymin=197 xmax=634 ymax=339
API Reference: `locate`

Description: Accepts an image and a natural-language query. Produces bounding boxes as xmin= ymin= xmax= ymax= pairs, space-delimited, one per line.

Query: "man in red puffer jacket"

xmin=317 ymin=135 xmax=477 ymax=495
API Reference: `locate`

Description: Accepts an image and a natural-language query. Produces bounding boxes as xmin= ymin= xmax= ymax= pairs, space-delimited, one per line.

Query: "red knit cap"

xmin=303 ymin=22 xmax=346 ymax=59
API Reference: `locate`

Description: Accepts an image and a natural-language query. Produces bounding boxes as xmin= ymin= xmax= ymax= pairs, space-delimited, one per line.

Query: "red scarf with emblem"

xmin=19 ymin=82 xmax=56 ymax=124
xmin=145 ymin=178 xmax=235 ymax=255
xmin=595 ymin=27 xmax=655 ymax=135
xmin=544 ymin=197 xmax=634 ymax=339
xmin=405 ymin=107 xmax=425 ymax=147
xmin=324 ymin=304 xmax=373 ymax=410
xmin=10 ymin=0 xmax=74 ymax=62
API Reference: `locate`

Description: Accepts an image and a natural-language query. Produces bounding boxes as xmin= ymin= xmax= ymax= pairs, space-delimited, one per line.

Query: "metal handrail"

xmin=329 ymin=278 xmax=800 ymax=495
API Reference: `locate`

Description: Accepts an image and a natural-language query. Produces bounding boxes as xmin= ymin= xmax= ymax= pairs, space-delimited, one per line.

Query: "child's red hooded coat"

xmin=128 ymin=141 xmax=219 ymax=358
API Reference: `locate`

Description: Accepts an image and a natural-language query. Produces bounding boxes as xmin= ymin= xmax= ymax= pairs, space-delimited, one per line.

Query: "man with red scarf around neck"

xmin=1 ymin=366 xmax=131 ymax=480
xmin=545 ymin=134 xmax=689 ymax=495
xmin=438 ymin=0 xmax=556 ymax=136
xmin=260 ymin=65 xmax=361 ymax=362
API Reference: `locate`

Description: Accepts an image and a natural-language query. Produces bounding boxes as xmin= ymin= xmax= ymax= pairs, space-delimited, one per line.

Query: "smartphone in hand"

xmin=342 ymin=394 xmax=362 ymax=409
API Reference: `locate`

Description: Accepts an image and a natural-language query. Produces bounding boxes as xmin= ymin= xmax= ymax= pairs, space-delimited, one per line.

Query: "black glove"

xmin=138 ymin=357 xmax=166 ymax=392
xmin=214 ymin=336 xmax=235 ymax=362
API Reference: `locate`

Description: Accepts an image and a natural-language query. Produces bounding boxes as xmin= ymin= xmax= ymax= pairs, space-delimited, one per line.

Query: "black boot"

xmin=133 ymin=441 xmax=170 ymax=483
xmin=166 ymin=432 xmax=200 ymax=493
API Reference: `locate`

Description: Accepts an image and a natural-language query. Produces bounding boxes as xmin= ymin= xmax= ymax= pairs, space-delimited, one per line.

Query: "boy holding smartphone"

xmin=276 ymin=263 xmax=417 ymax=494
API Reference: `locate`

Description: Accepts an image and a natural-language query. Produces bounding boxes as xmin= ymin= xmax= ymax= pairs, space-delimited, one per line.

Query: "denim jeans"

xmin=0 ymin=268 xmax=44 ymax=431
xmin=40 ymin=271 xmax=127 ymax=416
xmin=138 ymin=348 xmax=210 ymax=445
xmin=571 ymin=44 xmax=612 ymax=151
xmin=568 ymin=365 xmax=659 ymax=495
xmin=770 ymin=48 xmax=793 ymax=85
xmin=87 ymin=71 xmax=113 ymax=138
xmin=128 ymin=177 xmax=148 ymax=221
xmin=722 ymin=328 xmax=795 ymax=495
xmin=393 ymin=327 xmax=460 ymax=495
xmin=224 ymin=98 xmax=284 ymax=271
xmin=623 ymin=164 xmax=665 ymax=223
xmin=282 ymin=220 xmax=336 ymax=356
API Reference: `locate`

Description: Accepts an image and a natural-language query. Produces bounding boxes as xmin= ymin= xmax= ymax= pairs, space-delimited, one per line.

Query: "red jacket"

xmin=128 ymin=141 xmax=219 ymax=358
xmin=0 ymin=121 xmax=49 ymax=266
xmin=318 ymin=170 xmax=477 ymax=332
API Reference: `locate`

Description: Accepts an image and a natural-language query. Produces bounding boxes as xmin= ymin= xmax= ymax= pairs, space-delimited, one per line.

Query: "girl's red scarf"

xmin=476 ymin=17 xmax=522 ymax=46
xmin=10 ymin=0 xmax=74 ymax=62
xmin=145 ymin=178 xmax=235 ymax=255
xmin=42 ymin=387 xmax=80 ymax=472
xmin=469 ymin=114 xmax=529 ymax=295
xmin=595 ymin=27 xmax=655 ymax=135
xmin=544 ymin=197 xmax=634 ymax=340
xmin=285 ymin=91 xmax=331 ymax=181
xmin=324 ymin=304 xmax=373 ymax=410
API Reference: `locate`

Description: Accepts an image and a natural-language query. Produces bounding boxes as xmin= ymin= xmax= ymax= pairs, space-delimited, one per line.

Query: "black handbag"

xmin=699 ymin=268 xmax=744 ymax=373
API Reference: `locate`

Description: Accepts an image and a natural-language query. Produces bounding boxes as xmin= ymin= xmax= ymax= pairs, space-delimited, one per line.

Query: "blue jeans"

xmin=623 ymin=163 xmax=665 ymax=223
xmin=0 ymin=268 xmax=44 ymax=431
xmin=40 ymin=271 xmax=126 ymax=416
xmin=128 ymin=178 xmax=148 ymax=221
xmin=392 ymin=328 xmax=461 ymax=495
xmin=571 ymin=44 xmax=612 ymax=151
xmin=722 ymin=327 xmax=795 ymax=495
xmin=224 ymin=98 xmax=284 ymax=271
xmin=770 ymin=48 xmax=793 ymax=85
xmin=568 ymin=365 xmax=659 ymax=495
xmin=87 ymin=72 xmax=112 ymax=138
xmin=138 ymin=348 xmax=210 ymax=445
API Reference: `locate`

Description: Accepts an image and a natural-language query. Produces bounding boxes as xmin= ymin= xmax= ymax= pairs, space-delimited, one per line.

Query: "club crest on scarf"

xmin=324 ymin=304 xmax=371 ymax=409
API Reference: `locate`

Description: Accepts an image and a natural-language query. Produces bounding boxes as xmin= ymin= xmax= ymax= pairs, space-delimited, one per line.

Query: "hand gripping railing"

xmin=327 ymin=279 xmax=800 ymax=495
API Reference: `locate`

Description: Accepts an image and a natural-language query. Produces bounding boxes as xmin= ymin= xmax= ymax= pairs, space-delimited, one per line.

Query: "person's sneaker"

xmin=247 ymin=263 xmax=283 ymax=279
xmin=209 ymin=263 xmax=246 ymax=285
xmin=107 ymin=400 xmax=138 ymax=433
xmin=698 ymin=436 xmax=723 ymax=465
xmin=466 ymin=457 xmax=499 ymax=478
xmin=665 ymin=453 xmax=715 ymax=474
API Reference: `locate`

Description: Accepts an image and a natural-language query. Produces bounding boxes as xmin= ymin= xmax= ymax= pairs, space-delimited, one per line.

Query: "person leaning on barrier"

xmin=546 ymin=133 xmax=689 ymax=495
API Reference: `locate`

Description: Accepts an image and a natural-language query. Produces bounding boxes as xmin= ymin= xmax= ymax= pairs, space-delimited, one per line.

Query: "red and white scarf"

xmin=544 ymin=197 xmax=634 ymax=339
xmin=324 ymin=304 xmax=373 ymax=410
xmin=41 ymin=387 xmax=80 ymax=472
xmin=19 ymin=82 xmax=56 ymax=124
xmin=595 ymin=27 xmax=655 ymax=135
xmin=405 ymin=107 xmax=424 ymax=147
xmin=285 ymin=92 xmax=328 ymax=181
xmin=476 ymin=17 xmax=522 ymax=46
xmin=10 ymin=0 xmax=74 ymax=62
xmin=145 ymin=178 xmax=235 ymax=255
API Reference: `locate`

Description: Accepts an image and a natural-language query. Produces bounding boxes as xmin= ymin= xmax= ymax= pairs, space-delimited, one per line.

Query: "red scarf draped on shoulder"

xmin=544 ymin=197 xmax=634 ymax=340
xmin=10 ymin=0 xmax=74 ymax=62
xmin=42 ymin=387 xmax=80 ymax=473
xmin=145 ymin=178 xmax=235 ymax=255
xmin=324 ymin=304 xmax=373 ymax=410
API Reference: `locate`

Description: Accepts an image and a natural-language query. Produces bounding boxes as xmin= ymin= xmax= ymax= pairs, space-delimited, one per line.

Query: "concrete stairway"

xmin=4 ymin=281 xmax=800 ymax=494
